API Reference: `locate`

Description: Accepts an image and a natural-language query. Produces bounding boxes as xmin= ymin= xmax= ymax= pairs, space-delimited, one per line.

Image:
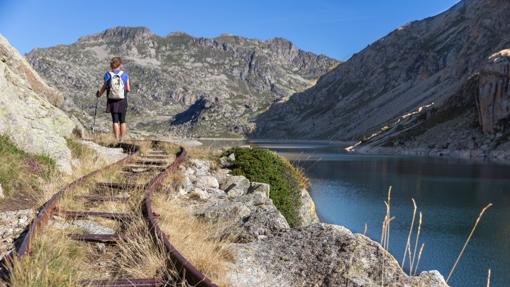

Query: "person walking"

xmin=96 ymin=57 xmax=131 ymax=141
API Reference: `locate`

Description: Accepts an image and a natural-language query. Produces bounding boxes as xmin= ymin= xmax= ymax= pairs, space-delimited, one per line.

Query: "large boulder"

xmin=227 ymin=223 xmax=448 ymax=287
xmin=0 ymin=34 xmax=76 ymax=174
xmin=476 ymin=49 xmax=510 ymax=134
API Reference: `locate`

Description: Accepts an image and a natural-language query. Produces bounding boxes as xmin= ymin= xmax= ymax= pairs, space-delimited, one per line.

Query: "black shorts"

xmin=111 ymin=112 xmax=126 ymax=124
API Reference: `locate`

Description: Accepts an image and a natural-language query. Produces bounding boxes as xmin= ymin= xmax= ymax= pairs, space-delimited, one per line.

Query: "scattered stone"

xmin=249 ymin=182 xmax=270 ymax=198
xmin=188 ymin=188 xmax=210 ymax=200
xmin=219 ymin=153 xmax=236 ymax=168
xmin=0 ymin=209 xmax=35 ymax=258
xmin=221 ymin=175 xmax=250 ymax=197
xmin=0 ymin=184 xmax=4 ymax=199
xmin=195 ymin=175 xmax=219 ymax=189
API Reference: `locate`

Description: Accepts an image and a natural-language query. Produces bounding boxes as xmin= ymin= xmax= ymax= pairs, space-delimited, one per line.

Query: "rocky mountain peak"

xmin=27 ymin=28 xmax=338 ymax=137
xmin=78 ymin=26 xmax=154 ymax=43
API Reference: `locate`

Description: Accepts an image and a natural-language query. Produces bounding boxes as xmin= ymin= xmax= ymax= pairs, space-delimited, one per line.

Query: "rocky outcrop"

xmin=229 ymin=224 xmax=447 ymax=287
xmin=254 ymin=0 xmax=510 ymax=149
xmin=174 ymin=157 xmax=447 ymax=286
xmin=0 ymin=35 xmax=76 ymax=174
xmin=477 ymin=49 xmax=510 ymax=134
xmin=0 ymin=36 xmax=63 ymax=107
xmin=26 ymin=27 xmax=338 ymax=137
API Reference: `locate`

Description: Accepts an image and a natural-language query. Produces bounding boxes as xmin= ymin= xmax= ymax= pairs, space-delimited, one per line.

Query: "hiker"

xmin=96 ymin=57 xmax=131 ymax=141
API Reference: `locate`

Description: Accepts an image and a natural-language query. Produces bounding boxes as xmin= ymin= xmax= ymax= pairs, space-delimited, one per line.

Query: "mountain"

xmin=0 ymin=34 xmax=76 ymax=173
xmin=254 ymin=0 xmax=510 ymax=160
xmin=26 ymin=27 xmax=338 ymax=138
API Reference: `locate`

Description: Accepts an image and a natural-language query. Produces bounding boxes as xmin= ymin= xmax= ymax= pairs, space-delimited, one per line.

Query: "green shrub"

xmin=0 ymin=134 xmax=57 ymax=199
xmin=224 ymin=147 xmax=305 ymax=227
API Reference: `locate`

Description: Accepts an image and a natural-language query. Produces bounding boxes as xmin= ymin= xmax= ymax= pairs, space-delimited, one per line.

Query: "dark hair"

xmin=110 ymin=57 xmax=122 ymax=70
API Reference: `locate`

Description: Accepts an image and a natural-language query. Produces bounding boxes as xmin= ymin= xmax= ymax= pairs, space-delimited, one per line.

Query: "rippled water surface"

xmin=251 ymin=141 xmax=510 ymax=287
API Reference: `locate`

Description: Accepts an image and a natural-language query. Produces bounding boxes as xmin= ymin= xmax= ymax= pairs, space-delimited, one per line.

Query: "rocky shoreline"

xmin=172 ymin=151 xmax=448 ymax=286
xmin=354 ymin=145 xmax=510 ymax=165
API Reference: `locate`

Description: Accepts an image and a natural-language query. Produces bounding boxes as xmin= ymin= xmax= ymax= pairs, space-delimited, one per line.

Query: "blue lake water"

xmin=251 ymin=141 xmax=510 ymax=287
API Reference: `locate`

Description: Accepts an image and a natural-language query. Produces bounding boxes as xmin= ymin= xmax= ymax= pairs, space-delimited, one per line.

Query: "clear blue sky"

xmin=0 ymin=0 xmax=460 ymax=60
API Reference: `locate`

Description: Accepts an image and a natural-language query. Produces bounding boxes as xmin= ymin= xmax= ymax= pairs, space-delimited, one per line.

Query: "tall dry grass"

xmin=8 ymin=226 xmax=88 ymax=287
xmin=379 ymin=186 xmax=493 ymax=282
xmin=152 ymin=193 xmax=233 ymax=287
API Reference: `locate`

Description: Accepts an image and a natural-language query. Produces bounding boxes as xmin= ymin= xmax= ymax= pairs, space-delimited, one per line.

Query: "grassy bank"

xmin=0 ymin=135 xmax=56 ymax=206
xmin=224 ymin=147 xmax=309 ymax=227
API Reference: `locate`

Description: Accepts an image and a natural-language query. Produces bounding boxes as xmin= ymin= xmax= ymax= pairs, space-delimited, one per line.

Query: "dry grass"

xmin=153 ymin=193 xmax=233 ymax=287
xmin=92 ymin=133 xmax=118 ymax=147
xmin=446 ymin=203 xmax=493 ymax=283
xmin=8 ymin=226 xmax=88 ymax=287
xmin=114 ymin=216 xmax=167 ymax=279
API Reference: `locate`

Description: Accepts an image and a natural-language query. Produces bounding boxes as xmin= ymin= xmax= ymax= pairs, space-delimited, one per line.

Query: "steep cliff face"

xmin=350 ymin=50 xmax=510 ymax=162
xmin=254 ymin=0 xmax=510 ymax=143
xmin=0 ymin=35 xmax=76 ymax=173
xmin=26 ymin=27 xmax=338 ymax=137
xmin=477 ymin=50 xmax=510 ymax=134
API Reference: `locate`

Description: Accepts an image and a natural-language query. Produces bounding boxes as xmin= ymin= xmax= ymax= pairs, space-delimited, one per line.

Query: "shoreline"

xmin=353 ymin=145 xmax=510 ymax=166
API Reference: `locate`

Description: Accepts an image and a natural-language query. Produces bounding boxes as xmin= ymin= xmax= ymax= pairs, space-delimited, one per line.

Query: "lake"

xmin=251 ymin=140 xmax=510 ymax=287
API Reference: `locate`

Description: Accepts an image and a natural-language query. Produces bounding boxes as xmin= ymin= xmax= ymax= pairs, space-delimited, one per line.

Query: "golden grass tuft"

xmin=153 ymin=193 xmax=233 ymax=287
xmin=446 ymin=203 xmax=493 ymax=283
xmin=8 ymin=227 xmax=88 ymax=287
xmin=114 ymin=215 xmax=168 ymax=279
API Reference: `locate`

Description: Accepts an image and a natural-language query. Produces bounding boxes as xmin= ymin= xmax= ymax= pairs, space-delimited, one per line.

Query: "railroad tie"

xmin=134 ymin=159 xmax=168 ymax=166
xmin=77 ymin=195 xmax=130 ymax=202
xmin=140 ymin=155 xmax=168 ymax=160
xmin=123 ymin=165 xmax=167 ymax=173
xmin=93 ymin=182 xmax=145 ymax=194
xmin=57 ymin=210 xmax=133 ymax=221
xmin=68 ymin=233 xmax=123 ymax=244
xmin=81 ymin=278 xmax=166 ymax=287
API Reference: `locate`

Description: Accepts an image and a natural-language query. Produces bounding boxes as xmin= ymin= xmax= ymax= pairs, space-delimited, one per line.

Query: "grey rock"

xmin=0 ymin=209 xmax=35 ymax=259
xmin=0 ymin=34 xmax=76 ymax=174
xmin=219 ymin=156 xmax=233 ymax=168
xmin=0 ymin=184 xmax=4 ymax=199
xmin=221 ymin=175 xmax=250 ymax=197
xmin=297 ymin=188 xmax=320 ymax=227
xmin=195 ymin=192 xmax=289 ymax=243
xmin=227 ymin=223 xmax=448 ymax=287
xmin=249 ymin=182 xmax=270 ymax=198
xmin=195 ymin=175 xmax=219 ymax=189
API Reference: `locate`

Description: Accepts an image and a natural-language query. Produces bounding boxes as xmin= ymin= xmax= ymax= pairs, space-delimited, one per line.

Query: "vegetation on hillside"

xmin=224 ymin=147 xmax=309 ymax=227
xmin=0 ymin=135 xmax=56 ymax=202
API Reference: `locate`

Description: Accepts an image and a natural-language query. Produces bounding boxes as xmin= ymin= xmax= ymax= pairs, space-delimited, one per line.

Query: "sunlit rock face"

xmin=477 ymin=50 xmax=510 ymax=134
xmin=0 ymin=34 xmax=75 ymax=174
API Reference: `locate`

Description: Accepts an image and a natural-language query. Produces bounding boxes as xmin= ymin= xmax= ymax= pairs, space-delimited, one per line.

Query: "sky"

xmin=0 ymin=0 xmax=460 ymax=60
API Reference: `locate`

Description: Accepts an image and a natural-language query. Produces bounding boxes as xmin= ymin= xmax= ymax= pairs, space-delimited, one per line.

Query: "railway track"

xmin=1 ymin=142 xmax=217 ymax=287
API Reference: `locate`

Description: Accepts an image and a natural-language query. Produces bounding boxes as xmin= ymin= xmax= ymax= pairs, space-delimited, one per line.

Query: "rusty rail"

xmin=143 ymin=148 xmax=218 ymax=287
xmin=1 ymin=143 xmax=218 ymax=287
xmin=14 ymin=144 xmax=139 ymax=258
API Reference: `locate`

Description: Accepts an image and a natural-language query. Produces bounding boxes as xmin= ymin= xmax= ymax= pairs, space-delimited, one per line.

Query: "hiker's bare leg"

xmin=113 ymin=123 xmax=120 ymax=140
xmin=120 ymin=123 xmax=127 ymax=140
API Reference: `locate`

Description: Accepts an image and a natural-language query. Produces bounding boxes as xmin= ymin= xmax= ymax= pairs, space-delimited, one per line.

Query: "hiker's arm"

xmin=126 ymin=79 xmax=131 ymax=93
xmin=96 ymin=83 xmax=107 ymax=97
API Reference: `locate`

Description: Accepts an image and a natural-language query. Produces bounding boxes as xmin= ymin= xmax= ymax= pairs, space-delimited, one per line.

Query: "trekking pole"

xmin=92 ymin=95 xmax=99 ymax=134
